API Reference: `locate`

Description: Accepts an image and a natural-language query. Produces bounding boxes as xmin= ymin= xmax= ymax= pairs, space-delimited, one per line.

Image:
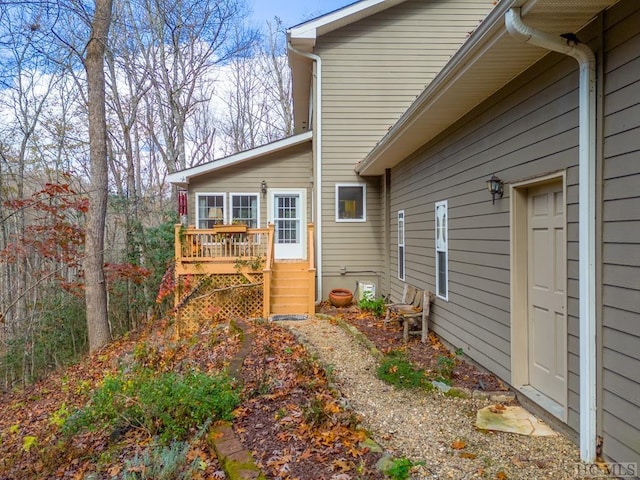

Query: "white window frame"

xmin=335 ymin=183 xmax=366 ymax=222
xmin=230 ymin=193 xmax=260 ymax=228
xmin=196 ymin=193 xmax=226 ymax=228
xmin=398 ymin=210 xmax=405 ymax=281
xmin=435 ymin=200 xmax=448 ymax=300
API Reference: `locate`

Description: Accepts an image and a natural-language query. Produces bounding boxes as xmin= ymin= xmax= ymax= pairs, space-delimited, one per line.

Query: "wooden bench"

xmin=384 ymin=285 xmax=434 ymax=343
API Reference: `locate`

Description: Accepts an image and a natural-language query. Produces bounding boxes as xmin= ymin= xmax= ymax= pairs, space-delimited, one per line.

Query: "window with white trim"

xmin=398 ymin=210 xmax=405 ymax=280
xmin=197 ymin=193 xmax=225 ymax=228
xmin=231 ymin=194 xmax=259 ymax=228
xmin=336 ymin=184 xmax=366 ymax=222
xmin=435 ymin=200 xmax=448 ymax=300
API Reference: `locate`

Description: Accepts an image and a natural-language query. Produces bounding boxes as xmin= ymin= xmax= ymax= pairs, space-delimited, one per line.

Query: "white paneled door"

xmin=527 ymin=181 xmax=567 ymax=406
xmin=270 ymin=190 xmax=306 ymax=260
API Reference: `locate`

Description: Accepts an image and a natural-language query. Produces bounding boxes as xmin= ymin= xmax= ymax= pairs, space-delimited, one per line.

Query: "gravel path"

xmin=282 ymin=316 xmax=591 ymax=480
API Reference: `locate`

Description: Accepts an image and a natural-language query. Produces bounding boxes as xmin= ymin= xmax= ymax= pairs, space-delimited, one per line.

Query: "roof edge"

xmin=167 ymin=131 xmax=313 ymax=186
xmin=355 ymin=0 xmax=520 ymax=176
xmin=288 ymin=0 xmax=406 ymax=49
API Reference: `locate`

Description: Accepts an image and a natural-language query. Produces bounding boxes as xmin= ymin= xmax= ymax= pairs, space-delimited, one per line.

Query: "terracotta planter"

xmin=329 ymin=288 xmax=353 ymax=307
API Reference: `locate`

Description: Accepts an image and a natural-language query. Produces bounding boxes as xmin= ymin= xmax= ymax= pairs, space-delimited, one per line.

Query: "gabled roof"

xmin=167 ymin=131 xmax=312 ymax=186
xmin=287 ymin=0 xmax=409 ymax=134
xmin=288 ymin=0 xmax=407 ymax=50
xmin=356 ymin=0 xmax=619 ymax=176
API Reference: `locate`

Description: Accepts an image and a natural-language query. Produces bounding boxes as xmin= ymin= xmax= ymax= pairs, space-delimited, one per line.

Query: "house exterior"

xmin=355 ymin=0 xmax=638 ymax=472
xmin=168 ymin=0 xmax=639 ymax=471
xmin=168 ymin=0 xmax=496 ymax=312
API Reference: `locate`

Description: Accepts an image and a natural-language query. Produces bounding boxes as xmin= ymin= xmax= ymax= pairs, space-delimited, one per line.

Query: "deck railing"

xmin=175 ymin=225 xmax=270 ymax=266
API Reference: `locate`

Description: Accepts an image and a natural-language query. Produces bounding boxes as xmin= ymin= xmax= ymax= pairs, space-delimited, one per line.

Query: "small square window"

xmin=336 ymin=184 xmax=366 ymax=222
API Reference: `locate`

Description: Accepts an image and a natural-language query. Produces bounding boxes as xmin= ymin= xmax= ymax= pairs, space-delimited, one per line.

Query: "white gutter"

xmin=505 ymin=8 xmax=597 ymax=462
xmin=287 ymin=43 xmax=323 ymax=304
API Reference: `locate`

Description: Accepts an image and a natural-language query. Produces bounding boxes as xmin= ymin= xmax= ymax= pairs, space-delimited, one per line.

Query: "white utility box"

xmin=355 ymin=281 xmax=376 ymax=301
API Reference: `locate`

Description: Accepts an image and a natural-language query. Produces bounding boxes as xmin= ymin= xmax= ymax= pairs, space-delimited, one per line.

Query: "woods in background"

xmin=0 ymin=0 xmax=294 ymax=387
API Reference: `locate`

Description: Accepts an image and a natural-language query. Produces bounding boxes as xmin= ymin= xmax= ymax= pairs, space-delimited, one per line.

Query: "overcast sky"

xmin=249 ymin=0 xmax=354 ymax=29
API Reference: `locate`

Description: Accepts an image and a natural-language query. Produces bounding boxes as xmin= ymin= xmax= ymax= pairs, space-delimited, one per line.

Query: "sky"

xmin=249 ymin=0 xmax=354 ymax=29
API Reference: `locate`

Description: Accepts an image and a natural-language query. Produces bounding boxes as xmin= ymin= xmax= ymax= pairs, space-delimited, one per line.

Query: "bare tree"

xmin=219 ymin=18 xmax=293 ymax=155
xmin=259 ymin=18 xmax=293 ymax=140
xmin=83 ymin=0 xmax=113 ymax=352
xmin=133 ymin=0 xmax=257 ymax=172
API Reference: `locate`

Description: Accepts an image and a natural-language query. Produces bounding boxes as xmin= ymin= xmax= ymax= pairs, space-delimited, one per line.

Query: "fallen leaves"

xmin=451 ymin=439 xmax=467 ymax=450
xmin=236 ymin=321 xmax=383 ymax=479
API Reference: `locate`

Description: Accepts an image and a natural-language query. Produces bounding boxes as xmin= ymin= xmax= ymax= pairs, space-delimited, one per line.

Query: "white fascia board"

xmin=288 ymin=0 xmax=406 ymax=49
xmin=356 ymin=0 xmax=520 ymax=175
xmin=356 ymin=0 xmax=618 ymax=176
xmin=167 ymin=131 xmax=313 ymax=186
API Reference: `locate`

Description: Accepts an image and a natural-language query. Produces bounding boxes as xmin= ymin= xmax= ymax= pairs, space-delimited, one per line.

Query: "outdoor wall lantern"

xmin=486 ymin=174 xmax=504 ymax=204
xmin=261 ymin=180 xmax=267 ymax=195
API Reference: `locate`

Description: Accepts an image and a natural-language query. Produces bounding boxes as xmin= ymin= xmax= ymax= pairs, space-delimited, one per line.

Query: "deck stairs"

xmin=269 ymin=260 xmax=314 ymax=315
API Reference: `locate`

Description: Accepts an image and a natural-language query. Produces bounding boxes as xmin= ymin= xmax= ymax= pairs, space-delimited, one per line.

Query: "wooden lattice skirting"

xmin=175 ymin=274 xmax=264 ymax=334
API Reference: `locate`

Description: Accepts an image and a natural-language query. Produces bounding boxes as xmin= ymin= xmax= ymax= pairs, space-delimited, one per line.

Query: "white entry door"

xmin=269 ymin=190 xmax=306 ymax=260
xmin=527 ymin=182 xmax=567 ymax=407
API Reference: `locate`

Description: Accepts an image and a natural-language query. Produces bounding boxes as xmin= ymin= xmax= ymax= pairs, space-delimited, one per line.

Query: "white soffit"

xmin=356 ymin=0 xmax=618 ymax=176
xmin=167 ymin=131 xmax=313 ymax=186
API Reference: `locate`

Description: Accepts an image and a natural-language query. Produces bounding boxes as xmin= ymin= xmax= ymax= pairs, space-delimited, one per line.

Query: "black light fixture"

xmin=260 ymin=180 xmax=267 ymax=195
xmin=486 ymin=174 xmax=504 ymax=204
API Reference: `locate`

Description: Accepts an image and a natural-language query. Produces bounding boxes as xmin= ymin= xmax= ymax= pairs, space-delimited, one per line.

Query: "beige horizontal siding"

xmin=187 ymin=143 xmax=312 ymax=227
xmin=600 ymin=0 xmax=640 ymax=467
xmin=389 ymin=41 xmax=583 ymax=418
xmin=387 ymin=0 xmax=640 ymax=464
xmin=314 ymin=0 xmax=495 ymax=297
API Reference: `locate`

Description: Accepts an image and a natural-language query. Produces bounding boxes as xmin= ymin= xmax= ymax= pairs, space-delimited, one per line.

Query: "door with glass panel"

xmin=269 ymin=190 xmax=305 ymax=259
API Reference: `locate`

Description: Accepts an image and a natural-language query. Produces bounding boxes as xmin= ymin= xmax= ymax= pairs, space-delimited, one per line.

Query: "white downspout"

xmin=505 ymin=8 xmax=597 ymax=463
xmin=288 ymin=44 xmax=323 ymax=304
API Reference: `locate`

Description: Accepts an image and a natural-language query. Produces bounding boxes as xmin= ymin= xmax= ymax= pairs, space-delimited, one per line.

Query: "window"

xmin=435 ymin=200 xmax=448 ymax=300
xmin=336 ymin=184 xmax=366 ymax=222
xmin=398 ymin=210 xmax=405 ymax=280
xmin=197 ymin=194 xmax=225 ymax=228
xmin=231 ymin=194 xmax=259 ymax=228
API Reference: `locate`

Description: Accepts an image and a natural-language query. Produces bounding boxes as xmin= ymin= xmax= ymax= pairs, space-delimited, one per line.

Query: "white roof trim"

xmin=288 ymin=0 xmax=406 ymax=48
xmin=356 ymin=0 xmax=617 ymax=175
xmin=167 ymin=131 xmax=313 ymax=186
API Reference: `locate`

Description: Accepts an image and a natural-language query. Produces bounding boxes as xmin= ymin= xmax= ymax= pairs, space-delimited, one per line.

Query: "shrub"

xmin=63 ymin=369 xmax=239 ymax=443
xmin=376 ymin=350 xmax=432 ymax=391
xmin=358 ymin=292 xmax=386 ymax=317
xmin=384 ymin=457 xmax=425 ymax=480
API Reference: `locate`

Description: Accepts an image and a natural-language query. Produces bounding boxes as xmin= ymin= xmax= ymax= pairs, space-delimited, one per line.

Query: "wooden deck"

xmin=174 ymin=224 xmax=315 ymax=317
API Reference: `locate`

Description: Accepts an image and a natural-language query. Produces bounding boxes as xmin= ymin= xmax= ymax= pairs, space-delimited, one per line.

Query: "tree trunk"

xmin=83 ymin=0 xmax=113 ymax=352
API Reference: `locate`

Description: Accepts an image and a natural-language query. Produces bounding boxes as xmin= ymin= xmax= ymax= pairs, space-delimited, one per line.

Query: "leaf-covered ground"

xmin=0 ymin=312 xmax=385 ymax=479
xmin=236 ymin=320 xmax=385 ymax=479
xmin=0 ymin=317 xmax=240 ymax=479
xmin=321 ymin=302 xmax=506 ymax=392
xmin=0 ymin=303 xmax=506 ymax=479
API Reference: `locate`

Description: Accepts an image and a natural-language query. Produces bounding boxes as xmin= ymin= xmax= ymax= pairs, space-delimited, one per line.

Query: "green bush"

xmin=63 ymin=369 xmax=239 ymax=443
xmin=376 ymin=350 xmax=432 ymax=391
xmin=0 ymin=291 xmax=87 ymax=386
xmin=358 ymin=292 xmax=386 ymax=317
xmin=385 ymin=457 xmax=425 ymax=480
